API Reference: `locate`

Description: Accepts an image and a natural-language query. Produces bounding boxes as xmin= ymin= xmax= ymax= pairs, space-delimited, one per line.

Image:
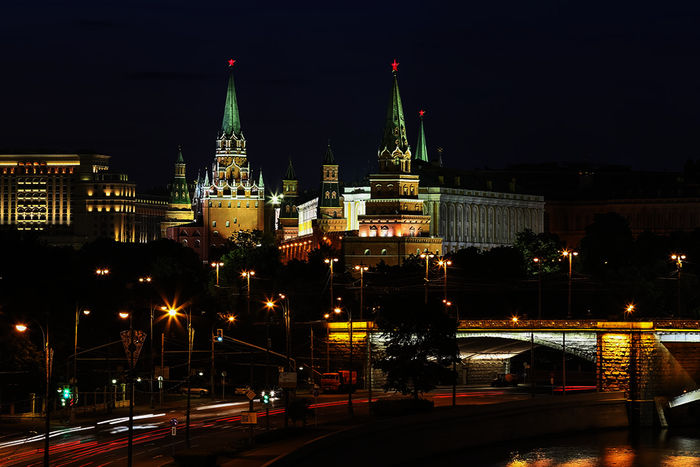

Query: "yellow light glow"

xmin=119 ymin=312 xmax=130 ymax=319
xmin=511 ymin=316 xmax=519 ymax=323
xmin=324 ymin=313 xmax=330 ymax=319
xmin=167 ymin=308 xmax=177 ymax=317
xmin=227 ymin=315 xmax=236 ymax=322
xmin=334 ymin=307 xmax=342 ymax=314
xmin=83 ymin=309 xmax=91 ymax=316
xmin=15 ymin=324 xmax=27 ymax=332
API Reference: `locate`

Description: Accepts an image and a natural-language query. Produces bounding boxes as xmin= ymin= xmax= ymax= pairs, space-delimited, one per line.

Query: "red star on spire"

xmin=391 ymin=59 xmax=399 ymax=72
xmin=419 ymin=109 xmax=426 ymax=117
xmin=228 ymin=58 xmax=236 ymax=67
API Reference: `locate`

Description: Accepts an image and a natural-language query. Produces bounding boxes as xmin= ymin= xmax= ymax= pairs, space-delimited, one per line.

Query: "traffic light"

xmin=262 ymin=392 xmax=270 ymax=405
xmin=58 ymin=385 xmax=75 ymax=407
xmin=215 ymin=329 xmax=223 ymax=342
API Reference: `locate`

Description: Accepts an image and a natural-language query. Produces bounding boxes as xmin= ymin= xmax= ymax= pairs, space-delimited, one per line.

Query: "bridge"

xmin=328 ymin=319 xmax=700 ymax=425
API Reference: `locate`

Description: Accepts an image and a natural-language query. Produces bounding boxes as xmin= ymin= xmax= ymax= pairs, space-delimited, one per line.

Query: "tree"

xmin=514 ymin=229 xmax=563 ymax=276
xmin=374 ymin=298 xmax=456 ymax=399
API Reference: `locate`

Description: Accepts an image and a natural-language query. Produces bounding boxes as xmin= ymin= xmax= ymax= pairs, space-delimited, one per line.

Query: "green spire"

xmin=284 ymin=158 xmax=297 ymax=180
xmin=169 ymin=146 xmax=191 ymax=206
xmin=176 ymin=145 xmax=185 ymax=164
xmin=415 ymin=110 xmax=429 ymax=162
xmin=323 ymin=141 xmax=335 ymax=164
xmin=221 ymin=61 xmax=242 ymax=138
xmin=380 ymin=64 xmax=410 ymax=155
xmin=258 ymin=168 xmax=264 ymax=187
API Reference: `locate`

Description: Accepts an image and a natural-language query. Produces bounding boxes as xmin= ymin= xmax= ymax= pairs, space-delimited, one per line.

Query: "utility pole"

xmin=420 ymin=251 xmax=434 ymax=304
xmin=354 ymin=265 xmax=368 ymax=320
xmin=562 ymin=250 xmax=578 ymax=318
xmin=210 ymin=328 xmax=215 ymax=398
xmin=533 ymin=258 xmax=542 ymax=320
xmin=324 ymin=258 xmax=338 ymax=312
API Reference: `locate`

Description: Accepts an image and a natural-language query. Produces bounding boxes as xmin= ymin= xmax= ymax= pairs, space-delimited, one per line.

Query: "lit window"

xmin=212 ymin=220 xmax=216 ymax=227
xmin=226 ymin=221 xmax=230 ymax=227
xmin=364 ymin=249 xmax=370 ymax=256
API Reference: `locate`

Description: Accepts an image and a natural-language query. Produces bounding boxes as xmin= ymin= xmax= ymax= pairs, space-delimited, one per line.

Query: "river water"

xmin=439 ymin=428 xmax=700 ymax=466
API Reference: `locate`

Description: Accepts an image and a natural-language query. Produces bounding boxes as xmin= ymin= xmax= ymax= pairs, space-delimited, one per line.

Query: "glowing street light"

xmin=95 ymin=268 xmax=110 ymax=276
xmin=211 ymin=261 xmax=224 ymax=286
xmin=671 ymin=254 xmax=687 ymax=317
xmin=15 ymin=323 xmax=27 ymax=332
xmin=138 ymin=276 xmax=152 ymax=283
xmin=437 ymin=258 xmax=452 ymax=303
xmin=354 ymin=264 xmax=368 ymax=319
xmin=119 ymin=311 xmax=130 ymax=319
xmin=562 ymin=250 xmax=579 ymax=318
xmin=420 ymin=251 xmax=435 ymax=304
xmin=241 ymin=270 xmax=256 ymax=315
xmin=624 ymin=303 xmax=636 ymax=320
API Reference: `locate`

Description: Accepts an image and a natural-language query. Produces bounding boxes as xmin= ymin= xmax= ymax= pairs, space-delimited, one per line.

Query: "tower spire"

xmin=284 ymin=158 xmax=297 ymax=180
xmin=221 ymin=59 xmax=242 ymax=138
xmin=415 ymin=110 xmax=429 ymax=163
xmin=324 ymin=140 xmax=335 ymax=164
xmin=378 ymin=59 xmax=411 ymax=172
xmin=258 ymin=168 xmax=265 ymax=187
xmin=169 ymin=145 xmax=191 ymax=206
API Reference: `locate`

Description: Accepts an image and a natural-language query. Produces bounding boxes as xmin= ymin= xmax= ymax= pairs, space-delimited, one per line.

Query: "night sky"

xmin=4 ymin=1 xmax=700 ymax=192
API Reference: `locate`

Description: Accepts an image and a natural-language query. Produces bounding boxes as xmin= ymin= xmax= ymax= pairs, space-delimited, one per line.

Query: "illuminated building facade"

xmin=0 ymin=153 xmax=155 ymax=243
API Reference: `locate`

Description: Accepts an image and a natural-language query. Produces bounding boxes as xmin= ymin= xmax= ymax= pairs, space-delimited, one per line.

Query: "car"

xmin=180 ymin=386 xmax=210 ymax=397
xmin=490 ymin=373 xmax=521 ymax=387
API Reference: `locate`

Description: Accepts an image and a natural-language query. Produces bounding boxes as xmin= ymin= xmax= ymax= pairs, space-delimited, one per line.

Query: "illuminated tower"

xmin=344 ymin=60 xmax=441 ymax=266
xmin=315 ymin=143 xmax=346 ymax=233
xmin=414 ymin=110 xmax=429 ymax=163
xmin=161 ymin=146 xmax=194 ymax=237
xmin=201 ymin=59 xmax=265 ymax=250
xmin=278 ymin=159 xmax=299 ymax=240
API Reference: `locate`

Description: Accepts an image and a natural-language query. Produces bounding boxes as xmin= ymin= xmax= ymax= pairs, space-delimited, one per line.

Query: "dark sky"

xmin=4 ymin=1 xmax=700 ymax=192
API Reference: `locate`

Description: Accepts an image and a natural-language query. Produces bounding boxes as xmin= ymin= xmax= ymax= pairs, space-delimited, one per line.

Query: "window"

xmin=233 ymin=218 xmax=237 ymax=224
xmin=331 ymin=191 xmax=337 ymax=199
xmin=369 ymin=225 xmax=377 ymax=237
xmin=246 ymin=202 xmax=250 ymax=208
xmin=237 ymin=202 xmax=241 ymax=208
xmin=364 ymin=249 xmax=370 ymax=256
xmin=226 ymin=220 xmax=230 ymax=227
xmin=212 ymin=220 xmax=216 ymax=227
xmin=325 ymin=191 xmax=330 ymax=199
xmin=218 ymin=202 xmax=222 ymax=207
xmin=380 ymin=225 xmax=389 ymax=237
xmin=228 ymin=202 xmax=231 ymax=208
xmin=381 ymin=249 xmax=387 ymax=255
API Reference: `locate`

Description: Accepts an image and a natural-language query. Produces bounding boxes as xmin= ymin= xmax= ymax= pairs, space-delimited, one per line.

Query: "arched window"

xmin=325 ymin=191 xmax=330 ymax=199
xmin=331 ymin=191 xmax=337 ymax=199
xmin=285 ymin=205 xmax=290 ymax=213
xmin=364 ymin=249 xmax=370 ymax=255
xmin=380 ymin=225 xmax=389 ymax=237
xmin=212 ymin=220 xmax=216 ymax=227
xmin=409 ymin=226 xmax=416 ymax=237
xmin=381 ymin=249 xmax=387 ymax=255
xmin=369 ymin=225 xmax=378 ymax=237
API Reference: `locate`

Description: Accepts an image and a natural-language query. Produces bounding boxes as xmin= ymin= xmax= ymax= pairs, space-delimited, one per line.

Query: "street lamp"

xmin=95 ymin=268 xmax=110 ymax=276
xmin=334 ymin=305 xmax=354 ymax=416
xmin=437 ymin=258 xmax=452 ymax=303
xmin=211 ymin=261 xmax=224 ymax=286
xmin=671 ymin=254 xmax=686 ymax=317
xmin=15 ymin=320 xmax=50 ymax=467
xmin=72 ymin=306 xmax=91 ymax=422
xmin=241 ymin=270 xmax=256 ymax=315
xmin=533 ymin=257 xmax=542 ymax=319
xmin=324 ymin=258 xmax=339 ymax=312
xmin=354 ymin=264 xmax=368 ymax=320
xmin=562 ymin=250 xmax=578 ymax=318
xmin=138 ymin=276 xmax=152 ymax=283
xmin=163 ymin=305 xmax=193 ymax=448
xmin=118 ymin=311 xmax=136 ymax=467
xmin=271 ymin=293 xmax=292 ymax=427
xmin=624 ymin=303 xmax=636 ymax=321
xmin=419 ymin=251 xmax=435 ymax=304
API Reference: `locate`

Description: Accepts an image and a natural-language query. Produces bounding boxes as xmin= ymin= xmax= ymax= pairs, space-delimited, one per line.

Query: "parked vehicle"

xmin=321 ymin=371 xmax=357 ymax=393
xmin=490 ymin=373 xmax=521 ymax=387
xmin=180 ymin=386 xmax=210 ymax=396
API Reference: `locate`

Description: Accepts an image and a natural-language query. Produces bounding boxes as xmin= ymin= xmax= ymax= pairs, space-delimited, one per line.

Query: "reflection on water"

xmin=461 ymin=429 xmax=700 ymax=467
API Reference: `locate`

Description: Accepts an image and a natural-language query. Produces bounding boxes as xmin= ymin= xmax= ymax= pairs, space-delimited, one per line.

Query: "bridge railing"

xmin=458 ymin=319 xmax=600 ymax=329
xmin=652 ymin=320 xmax=700 ymax=329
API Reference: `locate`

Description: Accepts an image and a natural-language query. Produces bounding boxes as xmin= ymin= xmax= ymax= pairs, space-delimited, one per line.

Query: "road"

xmin=0 ymin=386 xmax=539 ymax=466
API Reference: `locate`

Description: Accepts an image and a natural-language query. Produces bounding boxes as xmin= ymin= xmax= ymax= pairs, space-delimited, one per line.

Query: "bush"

xmin=370 ymin=398 xmax=434 ymax=416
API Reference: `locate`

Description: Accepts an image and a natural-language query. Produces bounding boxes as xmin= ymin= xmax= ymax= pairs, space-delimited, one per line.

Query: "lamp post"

xmin=164 ymin=306 xmax=192 ymax=448
xmin=72 ymin=306 xmax=90 ymax=422
xmin=15 ymin=320 xmax=50 ymax=467
xmin=533 ymin=258 xmax=542 ymax=319
xmin=118 ymin=311 xmax=136 ymax=467
xmin=420 ymin=251 xmax=435 ymax=304
xmin=138 ymin=276 xmax=155 ymax=409
xmin=671 ymin=254 xmax=686 ymax=317
xmin=562 ymin=250 xmax=578 ymax=318
xmin=354 ymin=264 xmax=368 ymax=320
xmin=277 ymin=293 xmax=292 ymax=428
xmin=211 ymin=261 xmax=224 ymax=286
xmin=443 ymin=300 xmax=459 ymax=407
xmin=334 ymin=305 xmax=353 ymax=416
xmin=324 ymin=258 xmax=339 ymax=312
xmin=437 ymin=258 xmax=452 ymax=303
xmin=241 ymin=270 xmax=256 ymax=315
